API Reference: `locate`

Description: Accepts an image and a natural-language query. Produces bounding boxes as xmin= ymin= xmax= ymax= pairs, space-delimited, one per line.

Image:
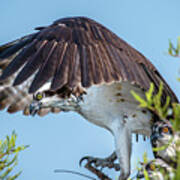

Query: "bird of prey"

xmin=0 ymin=17 xmax=178 ymax=180
xmin=136 ymin=158 xmax=175 ymax=180
xmin=151 ymin=120 xmax=180 ymax=167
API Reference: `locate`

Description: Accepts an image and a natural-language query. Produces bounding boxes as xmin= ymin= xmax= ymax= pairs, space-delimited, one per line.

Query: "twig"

xmin=54 ymin=169 xmax=96 ymax=180
xmin=85 ymin=163 xmax=112 ymax=180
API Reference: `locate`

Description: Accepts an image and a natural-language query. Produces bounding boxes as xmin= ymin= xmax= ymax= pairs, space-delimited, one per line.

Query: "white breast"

xmin=78 ymin=82 xmax=152 ymax=136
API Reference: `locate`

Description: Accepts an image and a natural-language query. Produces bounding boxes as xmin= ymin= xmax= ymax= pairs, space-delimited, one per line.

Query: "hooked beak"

xmin=29 ymin=101 xmax=42 ymax=116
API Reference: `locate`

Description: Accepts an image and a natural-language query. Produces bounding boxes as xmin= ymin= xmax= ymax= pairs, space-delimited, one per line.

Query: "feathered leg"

xmin=113 ymin=123 xmax=132 ymax=180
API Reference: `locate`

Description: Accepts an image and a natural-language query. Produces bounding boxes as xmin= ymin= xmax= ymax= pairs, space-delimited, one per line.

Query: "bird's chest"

xmin=77 ymin=82 xmax=152 ymax=135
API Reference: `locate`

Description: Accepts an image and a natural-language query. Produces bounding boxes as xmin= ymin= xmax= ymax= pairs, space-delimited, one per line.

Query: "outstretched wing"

xmin=0 ymin=42 xmax=60 ymax=116
xmin=0 ymin=16 xmax=178 ymax=114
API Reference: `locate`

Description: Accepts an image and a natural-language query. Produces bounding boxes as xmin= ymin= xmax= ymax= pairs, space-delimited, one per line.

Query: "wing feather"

xmin=95 ymin=43 xmax=111 ymax=83
xmin=0 ymin=39 xmax=38 ymax=81
xmin=119 ymin=50 xmax=138 ymax=82
xmin=67 ymin=43 xmax=81 ymax=88
xmin=108 ymin=44 xmax=129 ymax=81
xmin=7 ymin=93 xmax=31 ymax=113
xmin=29 ymin=41 xmax=58 ymax=93
xmin=0 ymin=87 xmax=16 ymax=110
xmin=86 ymin=45 xmax=98 ymax=84
xmin=0 ymin=33 xmax=37 ymax=59
xmin=0 ymin=16 xmax=177 ymax=116
xmin=99 ymin=42 xmax=120 ymax=82
xmin=13 ymin=40 xmax=48 ymax=86
xmin=102 ymin=43 xmax=122 ymax=81
xmin=132 ymin=62 xmax=151 ymax=89
xmin=51 ymin=43 xmax=69 ymax=90
xmin=79 ymin=45 xmax=92 ymax=87
xmin=89 ymin=45 xmax=103 ymax=84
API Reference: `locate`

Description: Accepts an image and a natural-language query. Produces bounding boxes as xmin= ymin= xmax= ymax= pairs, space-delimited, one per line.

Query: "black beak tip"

xmin=29 ymin=108 xmax=37 ymax=116
xmin=29 ymin=103 xmax=40 ymax=116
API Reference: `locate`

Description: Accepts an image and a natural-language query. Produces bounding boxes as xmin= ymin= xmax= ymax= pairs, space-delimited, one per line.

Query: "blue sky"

xmin=1 ymin=0 xmax=180 ymax=179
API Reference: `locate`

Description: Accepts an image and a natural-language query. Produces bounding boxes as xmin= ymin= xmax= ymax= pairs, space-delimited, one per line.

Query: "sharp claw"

xmin=114 ymin=164 xmax=121 ymax=171
xmin=79 ymin=156 xmax=99 ymax=167
xmin=79 ymin=156 xmax=90 ymax=167
xmin=79 ymin=155 xmax=120 ymax=172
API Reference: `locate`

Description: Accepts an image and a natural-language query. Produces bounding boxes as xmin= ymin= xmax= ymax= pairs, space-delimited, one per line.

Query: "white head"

xmin=29 ymin=83 xmax=80 ymax=115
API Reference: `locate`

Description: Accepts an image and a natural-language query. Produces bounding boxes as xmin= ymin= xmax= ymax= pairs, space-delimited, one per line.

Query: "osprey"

xmin=0 ymin=17 xmax=178 ymax=180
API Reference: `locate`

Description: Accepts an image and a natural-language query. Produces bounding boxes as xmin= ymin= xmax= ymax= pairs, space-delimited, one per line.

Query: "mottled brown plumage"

xmin=0 ymin=16 xmax=178 ymax=115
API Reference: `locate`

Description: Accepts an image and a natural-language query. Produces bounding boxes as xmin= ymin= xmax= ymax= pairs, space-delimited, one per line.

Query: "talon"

xmin=79 ymin=156 xmax=92 ymax=167
xmin=114 ymin=164 xmax=121 ymax=171
xmin=79 ymin=155 xmax=120 ymax=171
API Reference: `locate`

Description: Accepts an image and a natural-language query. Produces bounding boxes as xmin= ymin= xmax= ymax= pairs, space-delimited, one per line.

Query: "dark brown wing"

xmin=0 ymin=38 xmax=60 ymax=116
xmin=0 ymin=58 xmax=60 ymax=116
xmin=0 ymin=16 xmax=178 ymax=106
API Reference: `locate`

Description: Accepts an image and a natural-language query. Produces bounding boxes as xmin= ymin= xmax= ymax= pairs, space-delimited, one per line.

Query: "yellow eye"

xmin=162 ymin=127 xmax=169 ymax=133
xmin=150 ymin=164 xmax=156 ymax=171
xmin=35 ymin=92 xmax=44 ymax=101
